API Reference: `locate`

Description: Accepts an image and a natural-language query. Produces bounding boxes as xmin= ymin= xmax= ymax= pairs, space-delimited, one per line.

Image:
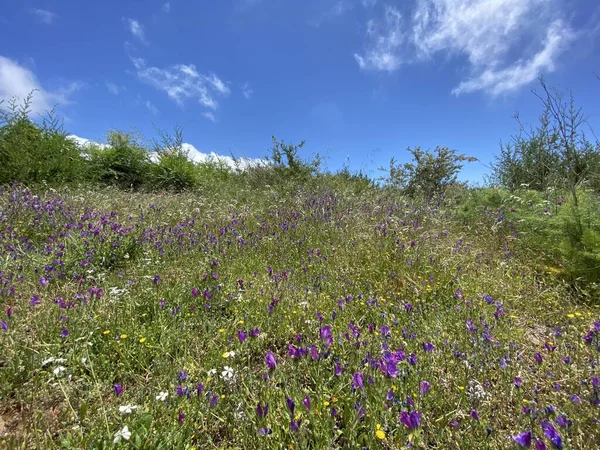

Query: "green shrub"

xmin=0 ymin=93 xmax=87 ymax=185
xmin=386 ymin=146 xmax=476 ymax=198
xmin=87 ymin=130 xmax=151 ymax=189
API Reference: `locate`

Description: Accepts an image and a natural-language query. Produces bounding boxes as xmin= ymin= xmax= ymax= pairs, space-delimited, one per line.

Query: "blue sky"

xmin=1 ymin=0 xmax=599 ymax=182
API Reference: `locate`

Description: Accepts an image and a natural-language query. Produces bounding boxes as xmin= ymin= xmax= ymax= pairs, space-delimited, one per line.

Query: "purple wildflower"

xmin=470 ymin=409 xmax=479 ymax=420
xmin=61 ymin=328 xmax=69 ymax=339
xmin=534 ymin=353 xmax=543 ymax=364
xmin=399 ymin=410 xmax=421 ymax=429
xmin=286 ymin=397 xmax=295 ymax=414
xmin=302 ymin=395 xmax=311 ymax=410
xmin=514 ymin=377 xmax=523 ymax=388
xmin=419 ymin=380 xmax=431 ymax=396
xmin=237 ymin=330 xmax=247 ymax=343
xmin=541 ymin=420 xmax=563 ymax=449
xmin=352 ymin=372 xmax=364 ymax=390
xmin=258 ymin=427 xmax=272 ymax=436
xmin=1 ymin=321 xmax=7 ymax=332
xmin=114 ymin=384 xmax=124 ymax=397
xmin=512 ymin=431 xmax=532 ymax=447
xmin=422 ymin=342 xmax=434 ymax=353
xmin=178 ymin=411 xmax=185 ymax=423
xmin=256 ymin=402 xmax=269 ymax=418
xmin=334 ymin=363 xmax=343 ymax=376
xmin=250 ymin=328 xmax=260 ymax=337
xmin=320 ymin=325 xmax=333 ymax=348
xmin=535 ymin=439 xmax=547 ymax=450
xmin=178 ymin=371 xmax=188 ymax=381
xmin=290 ymin=418 xmax=301 ymax=432
xmin=265 ymin=351 xmax=276 ymax=370
xmin=210 ymin=394 xmax=218 ymax=407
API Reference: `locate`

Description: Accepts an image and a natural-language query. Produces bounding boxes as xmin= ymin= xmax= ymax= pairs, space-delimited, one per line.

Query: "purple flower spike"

xmin=290 ymin=418 xmax=301 ymax=431
xmin=470 ymin=409 xmax=479 ymax=420
xmin=114 ymin=384 xmax=123 ymax=397
xmin=514 ymin=377 xmax=522 ymax=388
xmin=399 ymin=410 xmax=422 ymax=429
xmin=256 ymin=402 xmax=269 ymax=418
xmin=422 ymin=342 xmax=434 ymax=353
xmin=320 ymin=325 xmax=333 ymax=348
xmin=178 ymin=411 xmax=185 ymax=423
xmin=419 ymin=380 xmax=431 ymax=396
xmin=541 ymin=420 xmax=563 ymax=449
xmin=352 ymin=372 xmax=364 ymax=390
xmin=265 ymin=351 xmax=276 ymax=370
xmin=237 ymin=330 xmax=247 ymax=343
xmin=302 ymin=395 xmax=311 ymax=410
xmin=286 ymin=397 xmax=295 ymax=414
xmin=512 ymin=431 xmax=532 ymax=447
xmin=535 ymin=439 xmax=547 ymax=450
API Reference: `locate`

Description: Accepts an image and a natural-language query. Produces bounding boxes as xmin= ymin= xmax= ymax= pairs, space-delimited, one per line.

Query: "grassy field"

xmin=0 ymin=182 xmax=599 ymax=449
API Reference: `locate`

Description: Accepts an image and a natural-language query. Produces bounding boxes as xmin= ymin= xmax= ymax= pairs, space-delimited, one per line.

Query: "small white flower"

xmin=118 ymin=404 xmax=138 ymax=414
xmin=221 ymin=366 xmax=235 ymax=380
xmin=53 ymin=366 xmax=66 ymax=376
xmin=207 ymin=368 xmax=217 ymax=376
xmin=156 ymin=391 xmax=168 ymax=401
xmin=113 ymin=425 xmax=131 ymax=443
xmin=221 ymin=351 xmax=235 ymax=359
xmin=42 ymin=357 xmax=55 ymax=366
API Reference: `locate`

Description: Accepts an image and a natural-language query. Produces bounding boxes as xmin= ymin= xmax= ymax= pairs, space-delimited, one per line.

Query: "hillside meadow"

xmin=1 ymin=180 xmax=599 ymax=449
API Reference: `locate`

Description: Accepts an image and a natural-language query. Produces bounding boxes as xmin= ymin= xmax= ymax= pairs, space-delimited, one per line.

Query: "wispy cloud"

xmin=354 ymin=5 xmax=404 ymax=71
xmin=31 ymin=8 xmax=57 ymax=24
xmin=355 ymin=0 xmax=577 ymax=96
xmin=0 ymin=56 xmax=82 ymax=115
xmin=163 ymin=2 xmax=171 ymax=12
xmin=106 ymin=82 xmax=121 ymax=95
xmin=242 ymin=83 xmax=253 ymax=99
xmin=130 ymin=57 xmax=230 ymax=117
xmin=145 ymin=100 xmax=159 ymax=115
xmin=309 ymin=1 xmax=354 ymax=28
xmin=126 ymin=18 xmax=147 ymax=44
xmin=202 ymin=111 xmax=216 ymax=122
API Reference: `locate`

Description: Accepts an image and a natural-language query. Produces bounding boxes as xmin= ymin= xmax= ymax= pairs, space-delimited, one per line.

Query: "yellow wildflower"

xmin=103 ymin=330 xmax=110 ymax=335
xmin=376 ymin=424 xmax=386 ymax=440
xmin=120 ymin=334 xmax=128 ymax=339
xmin=139 ymin=337 xmax=147 ymax=343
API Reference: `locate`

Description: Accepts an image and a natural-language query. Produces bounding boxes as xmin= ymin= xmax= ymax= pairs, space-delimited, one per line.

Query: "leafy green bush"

xmin=87 ymin=130 xmax=151 ymax=190
xmin=0 ymin=93 xmax=87 ymax=185
xmin=148 ymin=126 xmax=199 ymax=192
xmin=386 ymin=146 xmax=476 ymax=198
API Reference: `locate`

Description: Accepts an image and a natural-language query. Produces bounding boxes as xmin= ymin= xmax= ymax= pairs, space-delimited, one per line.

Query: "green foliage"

xmin=387 ymin=146 xmax=476 ymax=198
xmin=0 ymin=93 xmax=87 ymax=185
xmin=148 ymin=125 xmax=199 ymax=192
xmin=87 ymin=130 xmax=151 ymax=190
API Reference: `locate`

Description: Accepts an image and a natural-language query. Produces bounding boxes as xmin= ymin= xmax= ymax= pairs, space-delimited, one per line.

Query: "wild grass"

xmin=1 ymin=182 xmax=598 ymax=449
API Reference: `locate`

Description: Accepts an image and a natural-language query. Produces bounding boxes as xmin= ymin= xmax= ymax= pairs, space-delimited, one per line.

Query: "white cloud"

xmin=202 ymin=111 xmax=216 ymax=122
xmin=242 ymin=83 xmax=253 ymax=99
xmin=67 ymin=135 xmax=109 ymax=149
xmin=163 ymin=2 xmax=171 ymax=12
xmin=354 ymin=5 xmax=405 ymax=71
xmin=31 ymin=9 xmax=57 ymax=24
xmin=68 ymin=135 xmax=267 ymax=170
xmin=362 ymin=0 xmax=377 ymax=7
xmin=127 ymin=18 xmax=147 ymax=44
xmin=145 ymin=100 xmax=159 ymax=115
xmin=355 ymin=0 xmax=576 ymax=95
xmin=452 ymin=20 xmax=574 ymax=96
xmin=106 ymin=82 xmax=121 ymax=95
xmin=130 ymin=57 xmax=229 ymax=114
xmin=0 ymin=56 xmax=82 ymax=115
xmin=182 ymin=143 xmax=267 ymax=170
